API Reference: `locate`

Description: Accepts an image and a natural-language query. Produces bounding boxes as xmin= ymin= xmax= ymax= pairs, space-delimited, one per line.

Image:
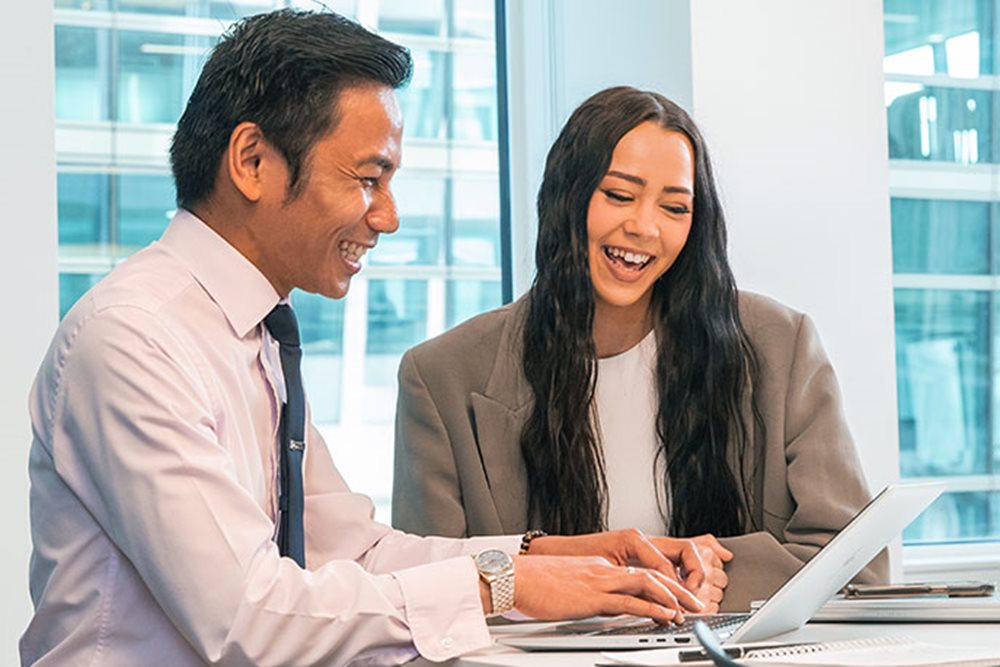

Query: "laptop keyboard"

xmin=594 ymin=613 xmax=750 ymax=636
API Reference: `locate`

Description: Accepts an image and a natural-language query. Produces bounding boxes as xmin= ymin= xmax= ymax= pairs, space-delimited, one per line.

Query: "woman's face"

xmin=586 ymin=121 xmax=695 ymax=316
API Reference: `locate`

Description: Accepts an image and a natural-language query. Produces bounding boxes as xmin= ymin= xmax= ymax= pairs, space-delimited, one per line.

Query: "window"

xmin=884 ymin=0 xmax=1000 ymax=545
xmin=53 ymin=0 xmax=506 ymax=522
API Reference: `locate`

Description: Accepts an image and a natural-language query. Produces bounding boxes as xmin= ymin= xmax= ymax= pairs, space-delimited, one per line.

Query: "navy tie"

xmin=264 ymin=304 xmax=306 ymax=567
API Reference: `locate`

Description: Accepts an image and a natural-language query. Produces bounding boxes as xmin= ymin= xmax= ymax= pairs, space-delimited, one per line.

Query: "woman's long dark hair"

xmin=520 ymin=86 xmax=762 ymax=537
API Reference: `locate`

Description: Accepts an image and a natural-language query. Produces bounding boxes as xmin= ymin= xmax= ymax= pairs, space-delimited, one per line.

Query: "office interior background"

xmin=3 ymin=0 xmax=999 ymax=657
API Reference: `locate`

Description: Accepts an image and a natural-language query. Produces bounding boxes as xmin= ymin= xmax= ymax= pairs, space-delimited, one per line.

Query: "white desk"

xmin=415 ymin=621 xmax=1000 ymax=666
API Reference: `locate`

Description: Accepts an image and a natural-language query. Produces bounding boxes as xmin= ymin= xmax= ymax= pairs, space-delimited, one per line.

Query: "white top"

xmin=23 ymin=210 xmax=519 ymax=666
xmin=594 ymin=329 xmax=670 ymax=536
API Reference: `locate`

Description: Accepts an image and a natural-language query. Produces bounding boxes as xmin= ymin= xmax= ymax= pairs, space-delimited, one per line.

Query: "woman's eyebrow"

xmin=606 ymin=170 xmax=692 ymax=195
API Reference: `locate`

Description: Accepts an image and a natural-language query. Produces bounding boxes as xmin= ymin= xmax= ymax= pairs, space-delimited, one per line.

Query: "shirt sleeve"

xmin=47 ymin=306 xmax=498 ymax=665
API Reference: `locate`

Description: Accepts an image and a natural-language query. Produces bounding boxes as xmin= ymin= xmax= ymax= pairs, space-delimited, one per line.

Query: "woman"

xmin=391 ymin=86 xmax=887 ymax=612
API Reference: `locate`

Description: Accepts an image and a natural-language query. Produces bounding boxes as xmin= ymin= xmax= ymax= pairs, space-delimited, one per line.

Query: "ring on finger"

xmin=626 ymin=566 xmax=636 ymax=575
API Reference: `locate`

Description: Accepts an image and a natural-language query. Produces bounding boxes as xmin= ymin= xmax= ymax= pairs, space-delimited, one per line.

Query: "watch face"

xmin=475 ymin=549 xmax=512 ymax=575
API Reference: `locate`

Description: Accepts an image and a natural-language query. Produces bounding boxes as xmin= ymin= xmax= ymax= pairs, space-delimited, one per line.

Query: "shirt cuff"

xmin=393 ymin=555 xmax=492 ymax=662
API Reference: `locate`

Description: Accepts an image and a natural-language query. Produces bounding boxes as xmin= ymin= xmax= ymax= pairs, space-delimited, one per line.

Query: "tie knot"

xmin=264 ymin=304 xmax=301 ymax=347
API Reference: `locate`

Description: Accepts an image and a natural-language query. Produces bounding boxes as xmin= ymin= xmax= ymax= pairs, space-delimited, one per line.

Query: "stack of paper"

xmin=807 ymin=594 xmax=1000 ymax=623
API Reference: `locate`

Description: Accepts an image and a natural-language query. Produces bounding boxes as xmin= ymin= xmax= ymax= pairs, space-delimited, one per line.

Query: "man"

xmin=22 ymin=10 xmax=728 ymax=665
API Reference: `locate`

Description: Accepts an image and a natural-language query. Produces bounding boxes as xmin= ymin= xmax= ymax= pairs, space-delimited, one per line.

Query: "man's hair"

xmin=170 ymin=9 xmax=412 ymax=208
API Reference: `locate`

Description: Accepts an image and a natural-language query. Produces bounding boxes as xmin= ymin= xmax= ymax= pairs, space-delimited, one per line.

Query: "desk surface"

xmin=422 ymin=621 xmax=1000 ymax=666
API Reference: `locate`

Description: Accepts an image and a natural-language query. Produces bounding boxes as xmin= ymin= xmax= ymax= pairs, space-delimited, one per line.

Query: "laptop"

xmin=498 ymin=481 xmax=944 ymax=651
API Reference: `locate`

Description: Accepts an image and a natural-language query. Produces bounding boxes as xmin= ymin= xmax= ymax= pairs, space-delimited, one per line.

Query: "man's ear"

xmin=226 ymin=121 xmax=277 ymax=203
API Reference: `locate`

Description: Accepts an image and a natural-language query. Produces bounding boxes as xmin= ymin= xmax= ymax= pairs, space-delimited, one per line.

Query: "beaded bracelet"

xmin=519 ymin=529 xmax=547 ymax=555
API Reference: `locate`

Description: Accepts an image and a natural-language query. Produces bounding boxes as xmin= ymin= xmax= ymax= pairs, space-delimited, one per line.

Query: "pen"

xmin=678 ymin=641 xmax=817 ymax=663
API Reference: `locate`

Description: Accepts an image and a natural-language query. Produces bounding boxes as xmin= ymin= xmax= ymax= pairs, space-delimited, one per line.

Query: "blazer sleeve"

xmin=392 ymin=350 xmax=469 ymax=537
xmin=717 ymin=312 xmax=889 ymax=612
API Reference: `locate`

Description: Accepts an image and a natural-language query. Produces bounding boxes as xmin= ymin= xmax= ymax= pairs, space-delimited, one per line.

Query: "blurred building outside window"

xmin=53 ymin=0 xmax=505 ymax=523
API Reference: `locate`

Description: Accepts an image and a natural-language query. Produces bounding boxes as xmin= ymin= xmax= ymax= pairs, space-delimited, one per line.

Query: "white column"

xmin=1 ymin=4 xmax=59 ymax=656
xmin=688 ymin=0 xmax=901 ymax=575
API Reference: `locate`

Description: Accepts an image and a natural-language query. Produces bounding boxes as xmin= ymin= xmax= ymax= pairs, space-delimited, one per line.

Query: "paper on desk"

xmin=601 ymin=641 xmax=1000 ymax=666
xmin=744 ymin=640 xmax=1000 ymax=666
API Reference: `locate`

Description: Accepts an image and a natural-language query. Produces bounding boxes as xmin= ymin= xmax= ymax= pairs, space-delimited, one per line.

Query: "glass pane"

xmin=453 ymin=0 xmax=495 ymax=40
xmin=379 ymin=0 xmax=445 ymax=36
xmin=118 ymin=31 xmax=211 ymax=124
xmin=895 ymin=289 xmax=989 ymax=478
xmin=886 ymin=86 xmax=992 ymax=163
xmin=374 ymin=175 xmax=444 ymax=265
xmin=55 ymin=27 xmax=109 ymax=122
xmin=448 ymin=279 xmax=501 ymax=328
xmin=453 ymin=51 xmax=497 ymax=142
xmin=56 ymin=0 xmax=112 ymax=9
xmin=364 ymin=279 xmax=429 ymax=425
xmin=59 ymin=273 xmax=104 ymax=319
xmin=904 ymin=491 xmax=1000 ymax=542
xmin=890 ymin=198 xmax=991 ymax=274
xmin=118 ymin=174 xmax=177 ymax=253
xmin=294 ymin=290 xmax=345 ymax=425
xmin=58 ymin=172 xmax=111 ymax=251
xmin=396 ymin=49 xmax=448 ymax=140
xmin=118 ymin=0 xmax=189 ymax=16
xmin=366 ymin=280 xmax=428 ymax=357
xmin=884 ymin=0 xmax=994 ymax=76
xmin=451 ymin=178 xmax=500 ymax=266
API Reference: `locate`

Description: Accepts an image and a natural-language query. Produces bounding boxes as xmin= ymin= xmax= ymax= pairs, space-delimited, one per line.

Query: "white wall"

xmin=687 ymin=0 xmax=899 ymax=494
xmin=1 ymin=4 xmax=59 ymax=658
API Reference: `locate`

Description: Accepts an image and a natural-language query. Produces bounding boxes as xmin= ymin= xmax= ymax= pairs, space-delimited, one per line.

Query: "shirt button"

xmin=441 ymin=637 xmax=455 ymax=650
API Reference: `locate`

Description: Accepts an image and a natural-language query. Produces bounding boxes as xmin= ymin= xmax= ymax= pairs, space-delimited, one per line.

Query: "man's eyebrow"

xmin=358 ymin=155 xmax=397 ymax=171
xmin=605 ymin=170 xmax=692 ymax=195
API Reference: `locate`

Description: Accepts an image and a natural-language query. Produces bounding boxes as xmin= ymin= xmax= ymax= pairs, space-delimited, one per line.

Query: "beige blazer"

xmin=392 ymin=291 xmax=888 ymax=611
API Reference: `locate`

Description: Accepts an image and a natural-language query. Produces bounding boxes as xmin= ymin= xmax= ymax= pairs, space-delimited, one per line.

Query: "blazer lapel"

xmin=471 ymin=393 xmax=529 ymax=533
xmin=470 ymin=296 xmax=534 ymax=533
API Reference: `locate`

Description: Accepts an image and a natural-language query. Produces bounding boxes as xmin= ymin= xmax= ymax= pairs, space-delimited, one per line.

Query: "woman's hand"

xmin=526 ymin=529 xmax=732 ymax=613
xmin=506 ymin=555 xmax=701 ymax=624
xmin=525 ymin=530 xmax=705 ymax=610
xmin=650 ymin=534 xmax=733 ymax=613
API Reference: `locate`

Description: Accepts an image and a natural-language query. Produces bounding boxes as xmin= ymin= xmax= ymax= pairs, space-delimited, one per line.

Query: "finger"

xmin=706 ymin=567 xmax=729 ymax=589
xmin=676 ymin=541 xmax=706 ymax=589
xmin=644 ymin=568 xmax=705 ymax=613
xmin=627 ymin=534 xmax=682 ymax=583
xmin=652 ymin=537 xmax=722 ymax=588
xmin=695 ymin=534 xmax=734 ymax=562
xmin=602 ymin=594 xmax=680 ymax=625
xmin=699 ymin=583 xmax=725 ymax=603
xmin=687 ymin=565 xmax=727 ymax=591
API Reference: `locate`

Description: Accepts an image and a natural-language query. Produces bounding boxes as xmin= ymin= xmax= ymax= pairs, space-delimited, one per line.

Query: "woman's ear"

xmin=226 ymin=121 xmax=272 ymax=203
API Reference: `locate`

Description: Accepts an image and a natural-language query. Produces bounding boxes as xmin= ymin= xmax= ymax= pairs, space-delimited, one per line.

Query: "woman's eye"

xmin=602 ymin=189 xmax=632 ymax=203
xmin=663 ymin=204 xmax=691 ymax=215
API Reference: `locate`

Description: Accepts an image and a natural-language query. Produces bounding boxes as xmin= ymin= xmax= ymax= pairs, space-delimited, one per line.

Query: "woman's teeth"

xmin=339 ymin=240 xmax=367 ymax=263
xmin=604 ymin=245 xmax=652 ymax=268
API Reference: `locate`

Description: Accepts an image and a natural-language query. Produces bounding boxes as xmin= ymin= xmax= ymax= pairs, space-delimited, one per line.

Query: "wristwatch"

xmin=473 ymin=549 xmax=515 ymax=616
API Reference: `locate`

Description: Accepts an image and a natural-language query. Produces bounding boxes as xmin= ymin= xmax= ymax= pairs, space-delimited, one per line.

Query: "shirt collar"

xmin=159 ymin=209 xmax=280 ymax=338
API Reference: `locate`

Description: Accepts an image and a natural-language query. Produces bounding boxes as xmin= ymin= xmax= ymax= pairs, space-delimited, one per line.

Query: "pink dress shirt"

xmin=22 ymin=210 xmax=519 ymax=666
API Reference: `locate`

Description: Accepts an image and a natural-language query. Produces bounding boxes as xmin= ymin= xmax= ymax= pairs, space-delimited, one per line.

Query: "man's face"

xmin=258 ymin=84 xmax=403 ymax=299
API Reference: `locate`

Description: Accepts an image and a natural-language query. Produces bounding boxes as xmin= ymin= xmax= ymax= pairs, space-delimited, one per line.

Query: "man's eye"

xmin=602 ymin=189 xmax=632 ymax=203
xmin=360 ymin=177 xmax=379 ymax=188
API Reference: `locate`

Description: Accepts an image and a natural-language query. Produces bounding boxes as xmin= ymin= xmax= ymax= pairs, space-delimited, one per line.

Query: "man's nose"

xmin=368 ymin=187 xmax=399 ymax=234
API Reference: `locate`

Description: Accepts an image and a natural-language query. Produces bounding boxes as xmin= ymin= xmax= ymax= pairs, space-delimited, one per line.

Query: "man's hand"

xmin=507 ymin=555 xmax=702 ymax=624
xmin=650 ymin=534 xmax=732 ymax=613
